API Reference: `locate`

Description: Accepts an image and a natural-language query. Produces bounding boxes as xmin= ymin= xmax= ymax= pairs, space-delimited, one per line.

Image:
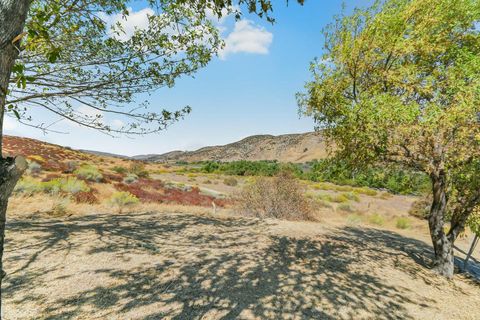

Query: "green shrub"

xmin=75 ymin=164 xmax=103 ymax=182
xmin=355 ymin=187 xmax=378 ymax=196
xmin=61 ymin=178 xmax=89 ymax=194
xmin=112 ymin=166 xmax=127 ymax=174
xmin=317 ymin=193 xmax=333 ymax=202
xmin=109 ymin=191 xmax=139 ymax=213
xmin=223 ymin=177 xmax=238 ymax=186
xmin=332 ymin=194 xmax=349 ymax=203
xmin=14 ymin=177 xmax=43 ymax=195
xmin=396 ymin=217 xmax=411 ymax=229
xmin=129 ymin=162 xmax=149 ymax=178
xmin=123 ymin=174 xmax=139 ymax=184
xmin=368 ymin=213 xmax=385 ymax=226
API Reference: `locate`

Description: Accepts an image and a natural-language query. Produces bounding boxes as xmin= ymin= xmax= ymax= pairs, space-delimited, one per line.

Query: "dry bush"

xmin=409 ymin=194 xmax=431 ymax=219
xmin=236 ymin=172 xmax=313 ymax=221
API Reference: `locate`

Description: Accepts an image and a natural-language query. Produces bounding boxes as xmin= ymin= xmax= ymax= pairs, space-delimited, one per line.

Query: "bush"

xmin=61 ymin=177 xmax=90 ymax=194
xmin=74 ymin=191 xmax=99 ymax=204
xmin=331 ymin=194 xmax=349 ymax=203
xmin=14 ymin=177 xmax=89 ymax=196
xmin=112 ymin=166 xmax=127 ymax=174
xmin=409 ymin=195 xmax=431 ymax=219
xmin=347 ymin=214 xmax=363 ymax=225
xmin=27 ymin=161 xmax=42 ymax=175
xmin=129 ymin=162 xmax=149 ymax=178
xmin=63 ymin=161 xmax=78 ymax=174
xmin=344 ymin=192 xmax=360 ymax=202
xmin=396 ymin=217 xmax=411 ymax=229
xmin=368 ymin=213 xmax=385 ymax=226
xmin=338 ymin=203 xmax=355 ymax=212
xmin=109 ymin=191 xmax=139 ymax=213
xmin=223 ymin=177 xmax=238 ymax=186
xmin=236 ymin=172 xmax=313 ymax=220
xmin=123 ymin=174 xmax=139 ymax=184
xmin=75 ymin=164 xmax=103 ymax=182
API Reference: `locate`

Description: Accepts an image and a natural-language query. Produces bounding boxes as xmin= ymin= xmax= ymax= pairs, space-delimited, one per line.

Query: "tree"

xmin=0 ymin=0 xmax=303 ymax=314
xmin=297 ymin=0 xmax=480 ymax=278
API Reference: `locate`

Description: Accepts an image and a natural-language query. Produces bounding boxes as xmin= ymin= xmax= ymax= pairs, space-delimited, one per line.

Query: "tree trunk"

xmin=428 ymin=170 xmax=455 ymax=278
xmin=0 ymin=0 xmax=31 ymax=317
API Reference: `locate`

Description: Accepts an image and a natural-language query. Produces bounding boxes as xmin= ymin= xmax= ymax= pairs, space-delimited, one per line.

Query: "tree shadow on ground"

xmin=4 ymin=212 xmax=446 ymax=319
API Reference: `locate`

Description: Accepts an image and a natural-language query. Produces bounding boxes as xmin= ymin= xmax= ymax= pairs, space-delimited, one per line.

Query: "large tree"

xmin=0 ymin=0 xmax=302 ymax=314
xmin=298 ymin=0 xmax=480 ymax=277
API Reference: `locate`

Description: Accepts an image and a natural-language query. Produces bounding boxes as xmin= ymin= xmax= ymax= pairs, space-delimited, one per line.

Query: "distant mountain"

xmin=138 ymin=132 xmax=328 ymax=163
xmin=78 ymin=149 xmax=130 ymax=159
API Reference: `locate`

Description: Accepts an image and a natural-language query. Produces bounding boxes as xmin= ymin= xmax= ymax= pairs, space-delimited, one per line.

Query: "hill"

xmin=136 ymin=132 xmax=328 ymax=163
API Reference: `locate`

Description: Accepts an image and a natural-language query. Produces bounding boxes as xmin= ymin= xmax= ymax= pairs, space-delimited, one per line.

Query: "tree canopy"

xmin=298 ymin=0 xmax=480 ymax=277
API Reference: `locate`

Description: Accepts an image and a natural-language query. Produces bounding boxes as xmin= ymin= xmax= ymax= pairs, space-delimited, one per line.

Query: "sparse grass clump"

xmin=14 ymin=177 xmax=89 ymax=196
xmin=396 ymin=217 xmax=411 ymax=229
xmin=344 ymin=192 xmax=360 ymax=202
xmin=223 ymin=177 xmax=238 ymax=186
xmin=236 ymin=172 xmax=313 ymax=221
xmin=75 ymin=164 xmax=103 ymax=182
xmin=355 ymin=187 xmax=378 ymax=196
xmin=347 ymin=214 xmax=363 ymax=225
xmin=368 ymin=213 xmax=385 ymax=226
xmin=109 ymin=191 xmax=139 ymax=213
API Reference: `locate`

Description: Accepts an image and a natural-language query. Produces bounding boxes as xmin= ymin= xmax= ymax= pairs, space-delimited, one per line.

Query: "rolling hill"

xmin=134 ymin=132 xmax=328 ymax=163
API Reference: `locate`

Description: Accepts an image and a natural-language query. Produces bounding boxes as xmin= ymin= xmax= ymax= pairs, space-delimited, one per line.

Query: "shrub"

xmin=203 ymin=179 xmax=212 ymax=184
xmin=74 ymin=191 xmax=99 ymax=204
xmin=355 ymin=187 xmax=378 ymax=196
xmin=63 ymin=161 xmax=78 ymax=174
xmin=368 ymin=213 xmax=385 ymax=226
xmin=61 ymin=177 xmax=89 ymax=194
xmin=75 ymin=164 xmax=103 ymax=182
xmin=112 ymin=166 xmax=127 ymax=174
xmin=14 ymin=177 xmax=43 ymax=195
xmin=223 ymin=177 xmax=238 ymax=186
xmin=344 ymin=192 xmax=360 ymax=202
xmin=123 ymin=174 xmax=139 ymax=184
xmin=409 ymin=195 xmax=431 ymax=219
xmin=129 ymin=162 xmax=149 ymax=178
xmin=331 ymin=194 xmax=349 ymax=203
xmin=50 ymin=198 xmax=69 ymax=216
xmin=109 ymin=191 xmax=139 ymax=213
xmin=236 ymin=172 xmax=313 ymax=220
xmin=338 ymin=203 xmax=355 ymax=212
xmin=396 ymin=217 xmax=411 ymax=229
xmin=27 ymin=161 xmax=42 ymax=175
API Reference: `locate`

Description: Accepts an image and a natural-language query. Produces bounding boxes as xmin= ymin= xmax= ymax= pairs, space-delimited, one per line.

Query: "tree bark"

xmin=0 ymin=0 xmax=31 ymax=317
xmin=428 ymin=170 xmax=455 ymax=278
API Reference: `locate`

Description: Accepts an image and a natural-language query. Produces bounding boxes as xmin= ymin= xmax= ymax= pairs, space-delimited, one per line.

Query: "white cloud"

xmin=219 ymin=20 xmax=273 ymax=60
xmin=3 ymin=116 xmax=18 ymax=131
xmin=100 ymin=7 xmax=154 ymax=41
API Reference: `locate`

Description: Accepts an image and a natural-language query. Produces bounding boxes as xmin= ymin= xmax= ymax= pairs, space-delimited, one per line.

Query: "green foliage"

xmin=306 ymin=159 xmax=429 ymax=195
xmin=201 ymin=160 xmax=286 ymax=177
xmin=396 ymin=217 xmax=411 ymax=230
xmin=298 ymin=0 xmax=480 ymax=250
xmin=14 ymin=177 xmax=89 ymax=196
xmin=129 ymin=163 xmax=149 ymax=178
xmin=75 ymin=164 xmax=103 ymax=182
xmin=112 ymin=166 xmax=127 ymax=174
xmin=109 ymin=191 xmax=139 ymax=213
xmin=123 ymin=174 xmax=139 ymax=184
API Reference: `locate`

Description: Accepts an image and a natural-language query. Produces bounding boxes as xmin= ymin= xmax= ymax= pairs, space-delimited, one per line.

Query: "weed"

xmin=368 ymin=213 xmax=385 ymax=226
xmin=396 ymin=217 xmax=411 ymax=229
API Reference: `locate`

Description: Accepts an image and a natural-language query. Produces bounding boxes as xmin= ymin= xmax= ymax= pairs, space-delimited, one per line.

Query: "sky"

xmin=5 ymin=0 xmax=370 ymax=156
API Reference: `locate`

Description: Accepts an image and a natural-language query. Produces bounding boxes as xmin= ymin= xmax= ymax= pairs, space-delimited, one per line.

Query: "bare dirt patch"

xmin=4 ymin=211 xmax=480 ymax=319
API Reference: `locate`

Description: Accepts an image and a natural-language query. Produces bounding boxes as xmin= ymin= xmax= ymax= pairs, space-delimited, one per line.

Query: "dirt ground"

xmin=3 ymin=210 xmax=480 ymax=320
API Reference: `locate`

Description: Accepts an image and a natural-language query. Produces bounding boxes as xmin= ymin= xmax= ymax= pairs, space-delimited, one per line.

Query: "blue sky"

xmin=6 ymin=0 xmax=370 ymax=156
